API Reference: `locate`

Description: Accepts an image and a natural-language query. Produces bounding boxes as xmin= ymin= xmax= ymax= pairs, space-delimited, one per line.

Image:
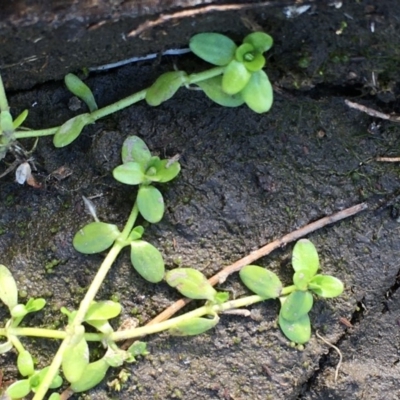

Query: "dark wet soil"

xmin=1 ymin=2 xmax=400 ymax=399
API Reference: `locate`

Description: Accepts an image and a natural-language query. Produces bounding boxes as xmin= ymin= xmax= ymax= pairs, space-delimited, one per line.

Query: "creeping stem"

xmin=13 ymin=67 xmax=225 ymax=140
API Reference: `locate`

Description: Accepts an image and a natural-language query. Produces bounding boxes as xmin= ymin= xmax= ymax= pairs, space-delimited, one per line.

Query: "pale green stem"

xmin=2 ymin=327 xmax=100 ymax=341
xmin=13 ymin=66 xmax=225 ymax=140
xmin=111 ymin=294 xmax=264 ymax=341
xmin=0 ymin=74 xmax=9 ymax=112
xmin=8 ymin=334 xmax=25 ymax=353
xmin=281 ymin=285 xmax=296 ymax=296
xmin=33 ymin=203 xmax=139 ymax=400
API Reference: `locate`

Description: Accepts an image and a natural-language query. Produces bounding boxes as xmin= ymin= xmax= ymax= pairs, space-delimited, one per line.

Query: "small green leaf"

xmin=73 ymin=222 xmax=121 ymax=254
xmin=128 ymin=341 xmax=148 ymax=357
xmin=49 ymin=393 xmax=61 ymax=400
xmin=112 ymin=162 xmax=145 ymax=185
xmin=13 ymin=109 xmax=29 ymax=129
xmin=235 ymin=43 xmax=255 ymax=63
xmin=165 ymin=268 xmax=217 ymax=301
xmin=280 ymin=291 xmax=313 ymax=321
xmin=25 ymin=298 xmax=46 ymax=313
xmin=243 ymin=53 xmax=266 ymax=72
xmin=309 ymin=275 xmax=344 ymax=298
xmin=222 ymin=60 xmax=251 ymax=95
xmin=169 ymin=315 xmax=219 ymax=336
xmin=64 ymin=73 xmax=98 ymax=112
xmin=17 ymin=350 xmax=35 ymax=377
xmin=11 ymin=304 xmax=28 ymax=319
xmin=70 ymin=358 xmax=109 ymax=393
xmin=130 ymin=240 xmax=165 ymax=283
xmin=62 ymin=337 xmax=89 ymax=383
xmin=214 ymin=292 xmax=229 ymax=304
xmin=0 ymin=264 xmax=18 ymax=311
xmin=137 ymin=185 xmax=165 ymax=223
xmin=85 ymin=301 xmax=122 ymax=321
xmin=129 ymin=225 xmax=144 ymax=241
xmin=146 ymin=71 xmax=187 ymax=106
xmin=278 ymin=312 xmax=311 ymax=344
xmin=292 ymin=239 xmax=319 ymax=275
xmin=241 ymin=70 xmax=273 ymax=113
xmin=293 ymin=270 xmax=314 ymax=291
xmin=243 ymin=32 xmax=273 ymax=53
xmin=146 ymin=158 xmax=181 ymax=183
xmin=121 ymin=136 xmax=151 ymax=166
xmin=239 ymin=265 xmax=282 ymax=299
xmin=29 ymin=367 xmax=63 ymax=390
xmin=104 ymin=347 xmax=128 ymax=367
xmin=6 ymin=379 xmax=31 ymax=399
xmin=53 ymin=113 xmax=94 ymax=148
xmin=190 ymin=33 xmax=237 ymax=66
xmin=196 ymin=76 xmax=245 ymax=107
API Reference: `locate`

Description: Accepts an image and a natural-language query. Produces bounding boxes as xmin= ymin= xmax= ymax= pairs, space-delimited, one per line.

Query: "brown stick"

xmin=345 ymin=99 xmax=400 ymax=123
xmin=127 ymin=1 xmax=315 ymax=38
xmin=147 ymin=202 xmax=368 ymax=326
xmin=376 ymin=157 xmax=400 ymax=162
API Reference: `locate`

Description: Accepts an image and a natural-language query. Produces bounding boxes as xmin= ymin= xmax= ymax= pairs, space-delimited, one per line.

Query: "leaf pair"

xmin=53 ymin=74 xmax=98 ymax=148
xmin=190 ymin=32 xmax=274 ymax=113
xmin=113 ymin=136 xmax=180 ymax=223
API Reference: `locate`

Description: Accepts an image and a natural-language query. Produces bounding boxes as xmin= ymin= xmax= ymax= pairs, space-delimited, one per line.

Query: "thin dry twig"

xmin=147 ymin=202 xmax=368 ymax=326
xmin=128 ymin=1 xmax=315 ymax=37
xmin=316 ymin=330 xmax=343 ymax=383
xmin=345 ymin=99 xmax=400 ymax=123
xmin=376 ymin=157 xmax=400 ymax=162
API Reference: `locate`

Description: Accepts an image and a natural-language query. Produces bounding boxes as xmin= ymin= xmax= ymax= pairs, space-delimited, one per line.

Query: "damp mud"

xmin=1 ymin=2 xmax=400 ymax=399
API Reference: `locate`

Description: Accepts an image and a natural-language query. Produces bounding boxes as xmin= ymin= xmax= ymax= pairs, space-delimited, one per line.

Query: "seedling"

xmin=0 ymin=32 xmax=344 ymax=400
xmin=0 ymin=137 xmax=344 ymax=398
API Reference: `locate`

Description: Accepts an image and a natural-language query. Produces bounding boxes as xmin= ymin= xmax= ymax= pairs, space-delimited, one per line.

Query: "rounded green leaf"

xmin=65 ymin=73 xmax=98 ymax=112
xmin=243 ymin=53 xmax=266 ymax=72
xmin=137 ymin=185 xmax=164 ymax=223
xmin=196 ymin=76 xmax=245 ymax=107
xmin=6 ymin=379 xmax=31 ymax=399
xmin=113 ymin=161 xmax=145 ymax=185
xmin=239 ymin=265 xmax=282 ymax=299
xmin=129 ymin=225 xmax=144 ymax=241
xmin=25 ymin=298 xmax=46 ymax=313
xmin=0 ymin=264 xmax=18 ymax=311
xmin=121 ymin=136 xmax=151 ymax=166
xmin=241 ymin=70 xmax=273 ymax=113
xmin=49 ymin=393 xmax=61 ymax=400
xmin=29 ymin=367 xmax=62 ymax=390
xmin=130 ymin=240 xmax=165 ymax=283
xmin=292 ymin=239 xmax=319 ymax=275
xmin=222 ymin=60 xmax=251 ymax=95
xmin=189 ymin=33 xmax=237 ymax=66
xmin=17 ymin=350 xmax=35 ymax=377
xmin=165 ymin=268 xmax=217 ymax=301
xmin=309 ymin=275 xmax=344 ymax=298
xmin=146 ymin=71 xmax=187 ymax=106
xmin=73 ymin=222 xmax=121 ymax=254
xmin=62 ymin=338 xmax=89 ymax=383
xmin=293 ymin=270 xmax=314 ymax=291
xmin=128 ymin=341 xmax=148 ymax=357
xmin=85 ymin=301 xmax=122 ymax=321
xmin=53 ymin=113 xmax=94 ymax=148
xmin=280 ymin=291 xmax=313 ymax=321
xmin=243 ymin=32 xmax=273 ymax=53
xmin=278 ymin=312 xmax=311 ymax=344
xmin=235 ymin=43 xmax=255 ymax=63
xmin=11 ymin=304 xmax=28 ymax=318
xmin=169 ymin=315 xmax=219 ymax=336
xmin=147 ymin=158 xmax=181 ymax=183
xmin=70 ymin=358 xmax=109 ymax=393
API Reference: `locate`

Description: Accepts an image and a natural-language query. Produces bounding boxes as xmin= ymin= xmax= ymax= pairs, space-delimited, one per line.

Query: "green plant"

xmin=0 ymin=31 xmax=274 ymax=171
xmin=0 ymin=31 xmax=344 ymax=399
xmin=0 ymin=157 xmax=344 ymax=400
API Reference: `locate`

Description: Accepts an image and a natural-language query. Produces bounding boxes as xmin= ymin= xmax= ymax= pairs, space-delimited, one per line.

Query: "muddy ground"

xmin=1 ymin=1 xmax=400 ymax=399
